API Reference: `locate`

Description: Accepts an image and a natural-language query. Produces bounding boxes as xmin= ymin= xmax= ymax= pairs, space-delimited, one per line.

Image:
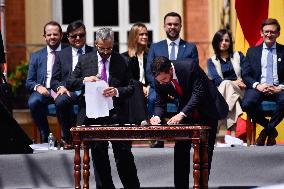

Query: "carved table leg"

xmin=83 ymin=142 xmax=90 ymax=189
xmin=73 ymin=132 xmax=81 ymax=189
xmin=199 ymin=132 xmax=209 ymax=189
xmin=192 ymin=139 xmax=200 ymax=189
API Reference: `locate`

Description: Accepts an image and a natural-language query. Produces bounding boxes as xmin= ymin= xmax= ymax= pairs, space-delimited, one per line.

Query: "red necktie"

xmin=171 ymin=79 xmax=183 ymax=96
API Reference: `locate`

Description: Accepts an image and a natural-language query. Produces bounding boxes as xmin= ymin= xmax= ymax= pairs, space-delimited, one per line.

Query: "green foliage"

xmin=8 ymin=61 xmax=29 ymax=93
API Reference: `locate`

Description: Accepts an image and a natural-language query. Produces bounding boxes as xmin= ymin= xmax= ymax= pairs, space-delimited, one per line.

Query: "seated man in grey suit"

xmin=51 ymin=20 xmax=93 ymax=149
xmin=66 ymin=28 xmax=140 ymax=189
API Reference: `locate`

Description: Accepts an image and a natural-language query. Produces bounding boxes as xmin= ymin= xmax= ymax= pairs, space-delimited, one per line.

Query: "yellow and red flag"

xmin=235 ymin=0 xmax=284 ymax=54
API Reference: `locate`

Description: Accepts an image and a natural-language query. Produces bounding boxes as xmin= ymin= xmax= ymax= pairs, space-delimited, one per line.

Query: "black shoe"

xmin=150 ymin=140 xmax=164 ymax=148
xmin=255 ymin=129 xmax=268 ymax=146
xmin=267 ymin=128 xmax=278 ymax=146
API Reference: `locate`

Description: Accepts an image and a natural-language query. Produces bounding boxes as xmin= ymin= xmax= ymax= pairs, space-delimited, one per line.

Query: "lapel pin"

xmin=278 ymin=58 xmax=281 ymax=62
xmin=183 ymin=45 xmax=186 ymax=48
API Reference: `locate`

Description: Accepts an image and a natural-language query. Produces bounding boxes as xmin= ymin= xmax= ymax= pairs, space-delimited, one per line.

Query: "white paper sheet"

xmin=85 ymin=81 xmax=114 ymax=119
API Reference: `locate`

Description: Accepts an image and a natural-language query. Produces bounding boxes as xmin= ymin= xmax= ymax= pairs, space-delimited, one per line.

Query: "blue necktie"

xmin=169 ymin=42 xmax=176 ymax=60
xmin=77 ymin=48 xmax=83 ymax=57
xmin=266 ymin=48 xmax=274 ymax=84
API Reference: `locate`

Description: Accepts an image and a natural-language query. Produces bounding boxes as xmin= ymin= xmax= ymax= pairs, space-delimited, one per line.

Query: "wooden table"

xmin=71 ymin=125 xmax=210 ymax=189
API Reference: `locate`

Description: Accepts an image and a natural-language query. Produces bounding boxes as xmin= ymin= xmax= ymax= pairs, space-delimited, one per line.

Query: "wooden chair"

xmin=246 ymin=101 xmax=277 ymax=146
xmin=32 ymin=104 xmax=78 ymax=143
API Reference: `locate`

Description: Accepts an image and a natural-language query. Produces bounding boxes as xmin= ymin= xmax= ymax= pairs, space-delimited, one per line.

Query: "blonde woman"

xmin=122 ymin=23 xmax=149 ymax=123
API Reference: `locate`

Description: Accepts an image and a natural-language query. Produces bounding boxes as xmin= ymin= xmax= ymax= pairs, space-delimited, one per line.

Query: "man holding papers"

xmin=66 ymin=28 xmax=140 ymax=189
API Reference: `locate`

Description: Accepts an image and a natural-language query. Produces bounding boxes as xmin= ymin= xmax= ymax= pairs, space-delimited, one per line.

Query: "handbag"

xmin=0 ymin=73 xmax=13 ymax=113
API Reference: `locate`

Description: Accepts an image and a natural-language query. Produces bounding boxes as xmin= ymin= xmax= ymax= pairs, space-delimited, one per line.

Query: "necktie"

xmin=101 ymin=59 xmax=107 ymax=82
xmin=266 ymin=48 xmax=274 ymax=84
xmin=77 ymin=48 xmax=83 ymax=57
xmin=50 ymin=51 xmax=58 ymax=99
xmin=169 ymin=42 xmax=176 ymax=60
xmin=171 ymin=79 xmax=183 ymax=96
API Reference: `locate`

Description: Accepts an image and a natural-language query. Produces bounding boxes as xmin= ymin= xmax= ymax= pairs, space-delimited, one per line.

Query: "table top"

xmin=71 ymin=125 xmax=210 ymax=141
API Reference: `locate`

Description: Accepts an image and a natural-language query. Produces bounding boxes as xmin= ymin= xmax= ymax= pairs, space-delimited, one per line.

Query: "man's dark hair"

xmin=163 ymin=12 xmax=182 ymax=24
xmin=43 ymin=21 xmax=62 ymax=35
xmin=212 ymin=29 xmax=233 ymax=57
xmin=151 ymin=56 xmax=172 ymax=77
xmin=261 ymin=18 xmax=281 ymax=32
xmin=66 ymin=20 xmax=86 ymax=35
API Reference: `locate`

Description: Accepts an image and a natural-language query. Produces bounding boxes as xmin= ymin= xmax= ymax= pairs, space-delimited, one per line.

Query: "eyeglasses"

xmin=263 ymin=30 xmax=278 ymax=35
xmin=68 ymin=33 xmax=86 ymax=39
xmin=96 ymin=45 xmax=113 ymax=53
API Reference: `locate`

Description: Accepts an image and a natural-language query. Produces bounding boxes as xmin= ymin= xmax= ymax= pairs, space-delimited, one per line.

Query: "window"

xmin=129 ymin=0 xmax=150 ymax=23
xmin=62 ymin=0 xmax=83 ymax=24
xmin=93 ymin=0 xmax=118 ymax=26
xmin=56 ymin=0 xmax=158 ymax=52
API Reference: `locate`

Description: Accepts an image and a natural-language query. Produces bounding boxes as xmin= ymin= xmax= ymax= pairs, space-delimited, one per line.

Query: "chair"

xmin=32 ymin=104 xmax=79 ymax=143
xmin=246 ymin=101 xmax=277 ymax=146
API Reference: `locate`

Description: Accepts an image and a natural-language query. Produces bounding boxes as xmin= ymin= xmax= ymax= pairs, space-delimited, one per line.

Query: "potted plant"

xmin=8 ymin=61 xmax=29 ymax=108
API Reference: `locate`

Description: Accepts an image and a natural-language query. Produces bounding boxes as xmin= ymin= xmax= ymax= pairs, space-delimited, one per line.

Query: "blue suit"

xmin=242 ymin=43 xmax=284 ymax=130
xmin=26 ymin=45 xmax=67 ymax=142
xmin=51 ymin=45 xmax=93 ymax=141
xmin=146 ymin=39 xmax=199 ymax=116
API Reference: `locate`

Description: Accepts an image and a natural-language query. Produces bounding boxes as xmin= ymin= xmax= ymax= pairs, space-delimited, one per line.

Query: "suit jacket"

xmin=242 ymin=43 xmax=284 ymax=88
xmin=121 ymin=51 xmax=149 ymax=86
xmin=154 ymin=59 xmax=220 ymax=122
xmin=146 ymin=39 xmax=199 ymax=88
xmin=0 ymin=31 xmax=5 ymax=64
xmin=66 ymin=51 xmax=134 ymax=125
xmin=51 ymin=45 xmax=93 ymax=91
xmin=26 ymin=44 xmax=68 ymax=93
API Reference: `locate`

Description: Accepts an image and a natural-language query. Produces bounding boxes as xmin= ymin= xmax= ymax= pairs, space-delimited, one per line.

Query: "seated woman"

xmin=207 ymin=29 xmax=246 ymax=143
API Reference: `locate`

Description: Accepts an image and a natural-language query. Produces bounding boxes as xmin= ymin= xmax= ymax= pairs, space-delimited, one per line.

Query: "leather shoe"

xmin=267 ymin=128 xmax=278 ymax=146
xmin=150 ymin=140 xmax=164 ymax=148
xmin=255 ymin=129 xmax=268 ymax=146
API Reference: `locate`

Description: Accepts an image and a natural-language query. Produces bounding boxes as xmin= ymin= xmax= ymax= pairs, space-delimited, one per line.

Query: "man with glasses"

xmin=242 ymin=18 xmax=284 ymax=146
xmin=146 ymin=12 xmax=199 ymax=148
xmin=26 ymin=21 xmax=66 ymax=143
xmin=51 ymin=20 xmax=93 ymax=149
xmin=66 ymin=27 xmax=140 ymax=189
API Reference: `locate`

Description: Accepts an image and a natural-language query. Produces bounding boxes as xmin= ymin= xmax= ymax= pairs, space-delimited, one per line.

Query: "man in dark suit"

xmin=51 ymin=20 xmax=93 ymax=148
xmin=242 ymin=18 xmax=284 ymax=146
xmin=0 ymin=31 xmax=6 ymax=73
xmin=146 ymin=12 xmax=199 ymax=147
xmin=150 ymin=56 xmax=218 ymax=189
xmin=66 ymin=28 xmax=140 ymax=189
xmin=26 ymin=21 xmax=65 ymax=143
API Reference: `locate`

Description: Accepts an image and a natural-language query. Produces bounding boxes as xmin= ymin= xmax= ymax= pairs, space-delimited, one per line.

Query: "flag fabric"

xmin=235 ymin=0 xmax=284 ymax=53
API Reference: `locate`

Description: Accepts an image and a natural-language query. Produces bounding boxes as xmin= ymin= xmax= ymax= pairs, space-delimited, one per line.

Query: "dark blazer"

xmin=66 ymin=51 xmax=134 ymax=125
xmin=146 ymin=39 xmax=199 ymax=88
xmin=154 ymin=59 xmax=220 ymax=122
xmin=121 ymin=51 xmax=149 ymax=123
xmin=121 ymin=51 xmax=149 ymax=86
xmin=26 ymin=44 xmax=68 ymax=93
xmin=51 ymin=45 xmax=93 ymax=91
xmin=242 ymin=43 xmax=284 ymax=88
xmin=0 ymin=31 xmax=5 ymax=64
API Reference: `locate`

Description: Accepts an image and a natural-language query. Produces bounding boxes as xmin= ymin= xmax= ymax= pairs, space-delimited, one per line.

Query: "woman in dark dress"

xmin=122 ymin=23 xmax=149 ymax=124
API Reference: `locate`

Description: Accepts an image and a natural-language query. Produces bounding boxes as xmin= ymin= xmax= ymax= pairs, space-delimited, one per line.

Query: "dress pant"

xmin=54 ymin=92 xmax=78 ymax=141
xmin=242 ymin=89 xmax=284 ymax=130
xmin=174 ymin=119 xmax=217 ymax=189
xmin=84 ymin=117 xmax=140 ymax=189
xmin=28 ymin=91 xmax=53 ymax=142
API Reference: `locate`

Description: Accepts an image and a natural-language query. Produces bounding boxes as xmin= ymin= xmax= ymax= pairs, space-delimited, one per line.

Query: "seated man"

xmin=26 ymin=21 xmax=65 ymax=143
xmin=242 ymin=18 xmax=284 ymax=146
xmin=51 ymin=20 xmax=93 ymax=148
